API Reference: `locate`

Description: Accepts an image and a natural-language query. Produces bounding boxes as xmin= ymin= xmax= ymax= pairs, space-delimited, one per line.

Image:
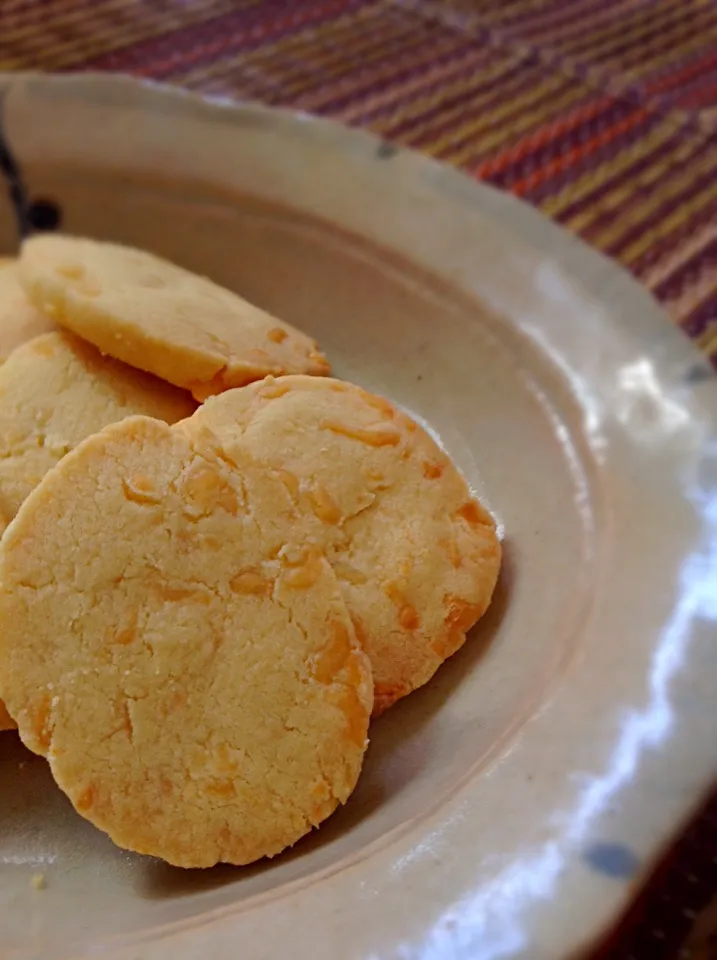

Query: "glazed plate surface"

xmin=0 ymin=73 xmax=715 ymax=960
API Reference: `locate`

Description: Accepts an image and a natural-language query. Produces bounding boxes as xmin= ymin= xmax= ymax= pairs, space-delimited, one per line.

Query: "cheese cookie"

xmin=0 ymin=331 xmax=195 ymax=532
xmin=0 ymin=332 xmax=194 ymax=732
xmin=0 ymin=257 xmax=56 ymax=361
xmin=19 ymin=235 xmax=330 ymax=400
xmin=0 ymin=416 xmax=371 ymax=867
xmin=181 ymin=376 xmax=501 ymax=715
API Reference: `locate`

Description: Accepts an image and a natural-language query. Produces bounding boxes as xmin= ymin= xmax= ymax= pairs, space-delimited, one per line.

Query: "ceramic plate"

xmin=0 ymin=73 xmax=715 ymax=960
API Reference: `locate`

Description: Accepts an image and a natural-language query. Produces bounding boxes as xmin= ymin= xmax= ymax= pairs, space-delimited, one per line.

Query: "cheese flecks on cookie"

xmin=19 ymin=235 xmax=330 ymax=400
xmin=0 ymin=417 xmax=371 ymax=867
xmin=181 ymin=376 xmax=502 ymax=715
xmin=0 ymin=257 xmax=56 ymax=362
xmin=0 ymin=331 xmax=196 ymax=531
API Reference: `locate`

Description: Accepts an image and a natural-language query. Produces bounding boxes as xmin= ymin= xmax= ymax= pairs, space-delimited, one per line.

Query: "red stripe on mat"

xmin=73 ymin=0 xmax=367 ymax=77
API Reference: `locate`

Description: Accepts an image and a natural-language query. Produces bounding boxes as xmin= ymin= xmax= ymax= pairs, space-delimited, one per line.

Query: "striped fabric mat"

xmin=1 ymin=3 xmax=717 ymax=959
xmin=1 ymin=0 xmax=717 ymax=364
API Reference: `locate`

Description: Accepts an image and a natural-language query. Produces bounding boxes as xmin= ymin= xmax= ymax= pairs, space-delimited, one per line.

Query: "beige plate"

xmin=0 ymin=73 xmax=716 ymax=960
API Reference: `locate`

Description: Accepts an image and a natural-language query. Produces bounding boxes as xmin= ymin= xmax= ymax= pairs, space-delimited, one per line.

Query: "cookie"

xmin=180 ymin=376 xmax=501 ymax=714
xmin=0 ymin=331 xmax=195 ymax=532
xmin=0 ymin=416 xmax=371 ymax=867
xmin=19 ymin=235 xmax=330 ymax=400
xmin=0 ymin=257 xmax=56 ymax=362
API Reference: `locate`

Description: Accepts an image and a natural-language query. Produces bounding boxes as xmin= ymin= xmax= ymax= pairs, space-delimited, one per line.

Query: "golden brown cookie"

xmin=180 ymin=376 xmax=501 ymax=715
xmin=0 ymin=257 xmax=56 ymax=361
xmin=19 ymin=235 xmax=330 ymax=400
xmin=0 ymin=331 xmax=194 ymax=732
xmin=0 ymin=416 xmax=371 ymax=867
xmin=0 ymin=331 xmax=195 ymax=532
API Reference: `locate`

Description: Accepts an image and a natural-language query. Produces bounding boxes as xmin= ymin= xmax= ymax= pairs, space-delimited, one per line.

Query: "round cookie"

xmin=0 ymin=257 xmax=56 ymax=362
xmin=0 ymin=416 xmax=372 ymax=867
xmin=0 ymin=332 xmax=195 ymax=733
xmin=180 ymin=376 xmax=501 ymax=715
xmin=0 ymin=331 xmax=196 ymax=532
xmin=19 ymin=235 xmax=330 ymax=400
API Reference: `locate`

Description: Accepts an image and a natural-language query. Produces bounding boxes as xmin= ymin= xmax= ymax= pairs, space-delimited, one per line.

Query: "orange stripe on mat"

xmin=510 ymin=109 xmax=652 ymax=197
xmin=472 ymin=95 xmax=622 ymax=180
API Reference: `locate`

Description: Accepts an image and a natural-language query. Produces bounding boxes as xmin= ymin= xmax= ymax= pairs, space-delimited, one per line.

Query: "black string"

xmin=0 ymin=92 xmax=30 ymax=242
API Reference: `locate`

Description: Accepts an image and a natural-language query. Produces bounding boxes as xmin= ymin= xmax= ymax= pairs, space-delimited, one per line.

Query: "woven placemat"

xmin=1 ymin=1 xmax=716 ymax=957
xmin=2 ymin=0 xmax=717 ymax=364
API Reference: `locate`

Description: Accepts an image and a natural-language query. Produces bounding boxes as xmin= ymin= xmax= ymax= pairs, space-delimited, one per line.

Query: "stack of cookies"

xmin=0 ymin=236 xmax=501 ymax=869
